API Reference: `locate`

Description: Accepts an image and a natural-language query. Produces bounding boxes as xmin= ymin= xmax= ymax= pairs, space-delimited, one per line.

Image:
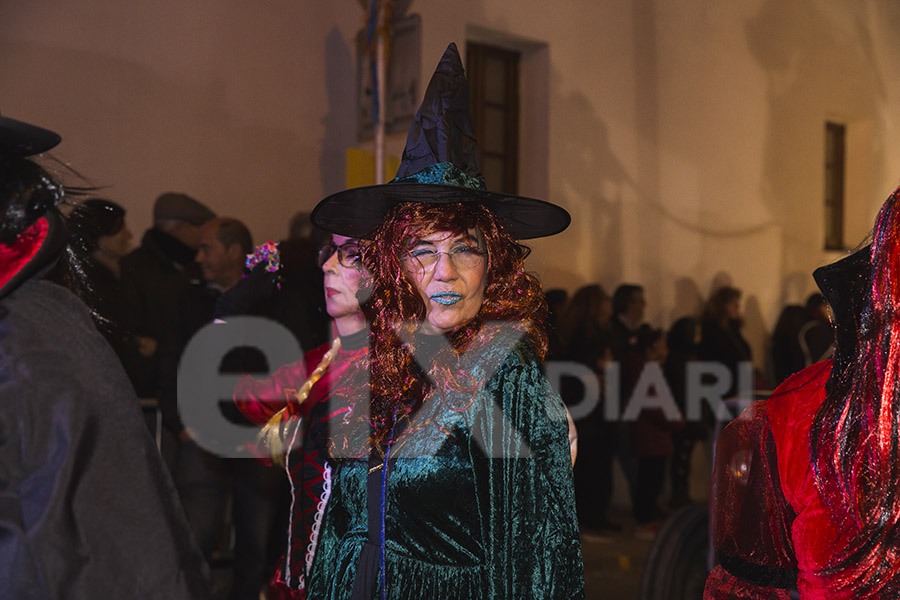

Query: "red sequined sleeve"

xmin=703 ymin=400 xmax=798 ymax=599
xmin=233 ymin=343 xmax=331 ymax=426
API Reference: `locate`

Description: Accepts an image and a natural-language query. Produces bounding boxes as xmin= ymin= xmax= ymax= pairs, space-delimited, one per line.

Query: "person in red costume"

xmin=704 ymin=184 xmax=900 ymax=599
xmin=232 ymin=233 xmax=369 ymax=600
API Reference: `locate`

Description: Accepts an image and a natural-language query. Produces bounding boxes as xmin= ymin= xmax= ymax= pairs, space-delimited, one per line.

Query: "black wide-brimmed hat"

xmin=311 ymin=43 xmax=570 ymax=240
xmin=0 ymin=112 xmax=61 ymax=157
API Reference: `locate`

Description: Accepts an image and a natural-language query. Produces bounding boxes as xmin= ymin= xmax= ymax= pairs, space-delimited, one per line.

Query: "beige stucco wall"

xmin=5 ymin=0 xmax=900 ymax=375
xmin=2 ymin=1 xmax=361 ymax=241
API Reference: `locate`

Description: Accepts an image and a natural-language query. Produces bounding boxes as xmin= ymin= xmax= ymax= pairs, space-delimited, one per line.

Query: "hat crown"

xmin=392 ymin=43 xmax=483 ymax=187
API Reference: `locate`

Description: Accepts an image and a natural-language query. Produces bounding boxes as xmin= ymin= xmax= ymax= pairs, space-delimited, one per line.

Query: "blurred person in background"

xmin=629 ymin=327 xmax=681 ymax=539
xmin=163 ymin=217 xmax=284 ymax=600
xmin=609 ymin=283 xmax=647 ymax=509
xmin=698 ymin=286 xmax=756 ymax=401
xmin=120 ymin=191 xmax=216 ymax=401
xmin=559 ymin=284 xmax=619 ymax=533
xmin=798 ymin=292 xmax=833 ymax=367
xmin=770 ymin=302 xmax=809 ymax=386
xmin=53 ymin=198 xmax=159 ymax=392
xmin=664 ymin=316 xmax=703 ymax=509
xmin=544 ymin=287 xmax=569 ymax=361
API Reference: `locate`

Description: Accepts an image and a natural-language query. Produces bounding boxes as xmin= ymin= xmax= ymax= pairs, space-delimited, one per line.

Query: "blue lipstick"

xmin=430 ymin=292 xmax=463 ymax=306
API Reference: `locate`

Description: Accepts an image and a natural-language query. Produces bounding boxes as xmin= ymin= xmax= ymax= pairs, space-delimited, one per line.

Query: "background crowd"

xmin=546 ymin=281 xmax=833 ymax=541
xmin=52 ymin=192 xmax=330 ymax=599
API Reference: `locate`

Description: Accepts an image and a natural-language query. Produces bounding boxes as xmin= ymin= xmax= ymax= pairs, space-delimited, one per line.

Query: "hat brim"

xmin=311 ymin=182 xmax=571 ymax=240
xmin=0 ymin=116 xmax=61 ymax=157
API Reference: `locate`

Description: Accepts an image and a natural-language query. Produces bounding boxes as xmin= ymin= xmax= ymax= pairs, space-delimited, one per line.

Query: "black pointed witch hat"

xmin=311 ymin=42 xmax=570 ymax=240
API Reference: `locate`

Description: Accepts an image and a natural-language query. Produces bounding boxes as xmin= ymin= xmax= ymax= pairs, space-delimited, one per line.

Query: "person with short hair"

xmin=163 ymin=216 xmax=284 ymax=600
xmin=119 ymin=191 xmax=216 ymax=400
xmin=610 ymin=284 xmax=646 ymax=360
xmin=609 ymin=283 xmax=647 ymax=511
xmin=195 ymin=217 xmax=253 ymax=291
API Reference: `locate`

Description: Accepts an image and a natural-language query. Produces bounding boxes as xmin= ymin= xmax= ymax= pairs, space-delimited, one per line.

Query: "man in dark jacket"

xmin=119 ymin=192 xmax=216 ymax=399
xmin=163 ymin=217 xmax=285 ymax=600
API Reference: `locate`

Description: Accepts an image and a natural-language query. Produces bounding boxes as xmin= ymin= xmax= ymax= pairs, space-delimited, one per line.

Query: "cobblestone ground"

xmin=581 ymin=510 xmax=652 ymax=600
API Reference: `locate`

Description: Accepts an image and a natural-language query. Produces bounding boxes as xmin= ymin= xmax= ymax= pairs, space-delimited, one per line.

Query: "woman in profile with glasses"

xmin=231 ymin=233 xmax=370 ymax=600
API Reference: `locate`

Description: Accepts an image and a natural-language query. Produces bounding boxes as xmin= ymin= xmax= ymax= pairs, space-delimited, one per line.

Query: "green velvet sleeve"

xmin=473 ymin=342 xmax=585 ymax=599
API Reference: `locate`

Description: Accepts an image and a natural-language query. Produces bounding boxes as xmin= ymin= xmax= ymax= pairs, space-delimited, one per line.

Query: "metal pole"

xmin=374 ymin=1 xmax=387 ymax=184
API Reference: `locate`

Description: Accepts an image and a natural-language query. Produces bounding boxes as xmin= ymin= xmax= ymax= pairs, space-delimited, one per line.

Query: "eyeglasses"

xmin=401 ymin=244 xmax=486 ymax=271
xmin=317 ymin=241 xmax=362 ymax=268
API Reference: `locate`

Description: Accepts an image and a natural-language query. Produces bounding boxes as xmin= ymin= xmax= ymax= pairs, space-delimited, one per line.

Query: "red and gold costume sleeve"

xmin=233 ymin=342 xmax=332 ymax=426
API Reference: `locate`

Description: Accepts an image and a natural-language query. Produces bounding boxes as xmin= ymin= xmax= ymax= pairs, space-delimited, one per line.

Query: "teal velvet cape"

xmin=308 ymin=326 xmax=585 ymax=599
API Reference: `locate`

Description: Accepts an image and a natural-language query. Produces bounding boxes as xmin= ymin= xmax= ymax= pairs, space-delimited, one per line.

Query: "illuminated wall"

xmin=5 ymin=0 xmax=900 ymax=373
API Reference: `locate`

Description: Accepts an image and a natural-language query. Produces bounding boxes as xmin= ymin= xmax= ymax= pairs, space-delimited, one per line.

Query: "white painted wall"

xmin=5 ymin=0 xmax=900 ymax=376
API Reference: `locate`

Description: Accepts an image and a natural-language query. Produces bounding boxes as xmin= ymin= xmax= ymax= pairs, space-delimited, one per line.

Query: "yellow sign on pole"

xmin=346 ymin=147 xmax=401 ymax=188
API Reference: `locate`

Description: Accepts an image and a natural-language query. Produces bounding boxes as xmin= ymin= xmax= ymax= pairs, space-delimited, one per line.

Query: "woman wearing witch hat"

xmin=0 ymin=114 xmax=211 ymax=598
xmin=307 ymin=44 xmax=584 ymax=599
xmin=704 ymin=185 xmax=900 ymax=599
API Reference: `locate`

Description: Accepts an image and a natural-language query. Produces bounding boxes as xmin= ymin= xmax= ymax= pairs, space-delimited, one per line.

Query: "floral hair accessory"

xmin=245 ymin=241 xmax=282 ymax=289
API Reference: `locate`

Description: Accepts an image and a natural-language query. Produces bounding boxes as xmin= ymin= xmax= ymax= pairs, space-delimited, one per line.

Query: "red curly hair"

xmin=359 ymin=201 xmax=548 ymax=440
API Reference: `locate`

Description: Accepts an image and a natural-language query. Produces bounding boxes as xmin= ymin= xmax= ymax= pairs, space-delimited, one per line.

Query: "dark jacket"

xmin=158 ymin=281 xmax=220 ymax=437
xmin=159 ymin=281 xmax=270 ymax=436
xmin=82 ymin=259 xmax=157 ymax=393
xmin=120 ymin=228 xmax=203 ymax=397
xmin=698 ymin=318 xmax=753 ymax=399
